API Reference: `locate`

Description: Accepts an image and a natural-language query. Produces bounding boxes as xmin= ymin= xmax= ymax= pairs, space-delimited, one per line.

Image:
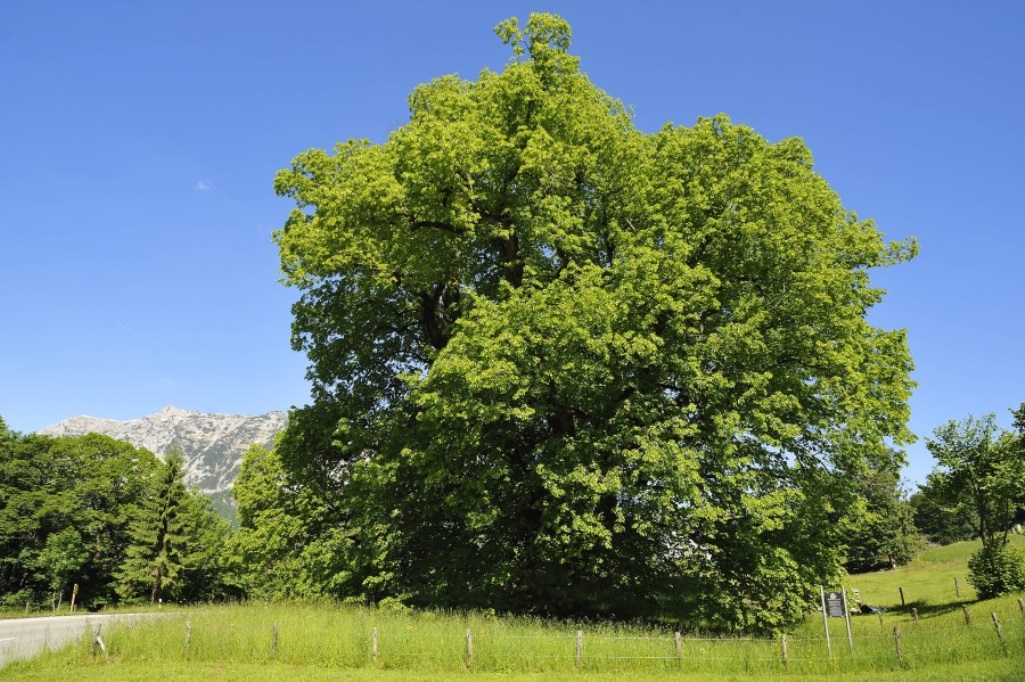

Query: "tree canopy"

xmin=273 ymin=13 xmax=916 ymax=631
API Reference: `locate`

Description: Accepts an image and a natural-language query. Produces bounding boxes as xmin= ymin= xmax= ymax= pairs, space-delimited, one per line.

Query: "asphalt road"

xmin=0 ymin=612 xmax=157 ymax=667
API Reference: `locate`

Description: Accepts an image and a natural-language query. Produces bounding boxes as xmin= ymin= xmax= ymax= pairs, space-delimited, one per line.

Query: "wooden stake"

xmin=674 ymin=631 xmax=682 ymax=659
xmin=961 ymin=604 xmax=971 ymax=626
xmin=911 ymin=607 xmax=919 ymax=625
xmin=271 ymin=623 xmax=278 ymax=656
xmin=575 ymin=630 xmax=583 ymax=669
xmin=371 ymin=627 xmax=378 ymax=662
xmin=878 ymin=611 xmax=885 ymax=632
xmin=1017 ymin=598 xmax=1024 ymax=616
xmin=780 ymin=633 xmax=788 ymax=668
xmin=954 ymin=576 xmax=961 ymax=599
xmin=991 ymin=613 xmax=1007 ymax=656
xmin=465 ymin=628 xmax=473 ymax=668
xmin=893 ymin=626 xmax=903 ymax=662
xmin=185 ymin=620 xmax=192 ymax=650
xmin=899 ymin=587 xmax=905 ymax=608
xmin=70 ymin=584 xmax=79 ymax=613
xmin=93 ymin=625 xmax=108 ymax=661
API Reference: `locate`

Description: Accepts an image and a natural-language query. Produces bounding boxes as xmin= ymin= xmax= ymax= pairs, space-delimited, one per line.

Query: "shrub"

xmin=967 ymin=542 xmax=1025 ymax=598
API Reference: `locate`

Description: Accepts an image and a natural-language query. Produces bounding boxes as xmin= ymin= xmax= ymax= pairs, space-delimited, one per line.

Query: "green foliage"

xmin=0 ymin=428 xmax=159 ymax=609
xmin=843 ymin=463 xmax=919 ymax=572
xmin=271 ymin=13 xmax=915 ymax=631
xmin=0 ymin=422 xmax=233 ymax=609
xmin=910 ymin=478 xmax=977 ymax=545
xmin=175 ymin=492 xmax=235 ymax=602
xmin=33 ymin=527 xmax=88 ymax=592
xmin=926 ymin=411 xmax=1025 ymax=598
xmin=228 ymin=444 xmax=355 ymax=600
xmin=966 ymin=541 xmax=1025 ymax=599
xmin=116 ymin=447 xmax=232 ymax=603
xmin=116 ymin=448 xmax=190 ymax=602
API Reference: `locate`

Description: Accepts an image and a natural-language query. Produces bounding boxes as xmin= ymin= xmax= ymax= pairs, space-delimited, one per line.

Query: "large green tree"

xmin=273 ymin=13 xmax=916 ymax=631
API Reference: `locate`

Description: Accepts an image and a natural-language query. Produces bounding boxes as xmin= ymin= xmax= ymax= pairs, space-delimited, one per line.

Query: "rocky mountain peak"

xmin=40 ymin=407 xmax=287 ymax=498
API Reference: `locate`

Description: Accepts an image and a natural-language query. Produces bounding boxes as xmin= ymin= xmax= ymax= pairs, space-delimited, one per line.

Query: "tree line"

xmin=0 ymin=418 xmax=233 ymax=610
xmin=2 ymin=404 xmax=1019 ymax=616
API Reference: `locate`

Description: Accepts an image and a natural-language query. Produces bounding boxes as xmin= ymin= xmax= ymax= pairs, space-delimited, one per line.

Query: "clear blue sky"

xmin=2 ymin=1 xmax=1022 ymax=486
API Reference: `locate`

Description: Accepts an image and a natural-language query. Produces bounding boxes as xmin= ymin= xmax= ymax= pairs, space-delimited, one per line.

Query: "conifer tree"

xmin=117 ymin=447 xmax=189 ymax=603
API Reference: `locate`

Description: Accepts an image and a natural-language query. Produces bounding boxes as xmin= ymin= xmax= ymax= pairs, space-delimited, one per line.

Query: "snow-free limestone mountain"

xmin=40 ymin=406 xmax=286 ymax=508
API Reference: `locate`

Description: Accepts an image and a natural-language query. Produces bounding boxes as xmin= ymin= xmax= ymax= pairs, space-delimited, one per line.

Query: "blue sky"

xmin=1 ymin=1 xmax=1022 ymax=486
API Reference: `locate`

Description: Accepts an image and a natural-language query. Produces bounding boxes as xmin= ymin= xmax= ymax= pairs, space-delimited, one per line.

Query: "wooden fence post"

xmin=878 ymin=611 xmax=885 ymax=632
xmin=465 ymin=628 xmax=473 ymax=668
xmin=893 ymin=626 xmax=903 ymax=662
xmin=70 ymin=584 xmax=79 ymax=613
xmin=271 ymin=623 xmax=278 ymax=656
xmin=780 ymin=633 xmax=788 ymax=668
xmin=93 ymin=625 xmax=108 ymax=661
xmin=991 ymin=613 xmax=1007 ymax=656
xmin=911 ymin=607 xmax=919 ymax=625
xmin=961 ymin=604 xmax=971 ymax=626
xmin=371 ymin=627 xmax=378 ymax=662
xmin=1017 ymin=598 xmax=1025 ymax=616
xmin=899 ymin=587 xmax=905 ymax=608
xmin=575 ymin=630 xmax=583 ymax=669
xmin=674 ymin=631 xmax=682 ymax=660
xmin=954 ymin=576 xmax=961 ymax=599
xmin=185 ymin=620 xmax=192 ymax=650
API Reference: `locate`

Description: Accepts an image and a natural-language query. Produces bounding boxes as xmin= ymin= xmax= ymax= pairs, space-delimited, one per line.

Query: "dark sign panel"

xmin=826 ymin=591 xmax=846 ymax=618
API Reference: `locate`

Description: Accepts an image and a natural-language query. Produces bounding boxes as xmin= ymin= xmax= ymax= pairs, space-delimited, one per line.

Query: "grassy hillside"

xmin=4 ymin=538 xmax=1024 ymax=681
xmin=847 ymin=535 xmax=1025 ymax=613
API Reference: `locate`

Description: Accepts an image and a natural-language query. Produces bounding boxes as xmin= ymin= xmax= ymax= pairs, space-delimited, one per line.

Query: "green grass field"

xmin=4 ymin=537 xmax=1024 ymax=681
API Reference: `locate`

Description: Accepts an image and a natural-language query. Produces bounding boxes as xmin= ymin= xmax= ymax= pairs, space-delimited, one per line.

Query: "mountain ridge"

xmin=40 ymin=405 xmax=287 ymax=498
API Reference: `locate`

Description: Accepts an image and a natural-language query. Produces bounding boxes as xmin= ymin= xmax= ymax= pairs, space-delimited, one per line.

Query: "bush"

xmin=967 ymin=542 xmax=1025 ymax=599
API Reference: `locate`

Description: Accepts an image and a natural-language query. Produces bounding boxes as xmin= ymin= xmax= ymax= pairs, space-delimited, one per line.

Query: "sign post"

xmin=819 ymin=586 xmax=832 ymax=658
xmin=841 ymin=587 xmax=855 ymax=655
xmin=823 ymin=588 xmax=855 ymax=656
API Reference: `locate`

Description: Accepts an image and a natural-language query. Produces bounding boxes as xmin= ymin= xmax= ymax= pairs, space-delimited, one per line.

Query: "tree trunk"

xmin=150 ymin=565 xmax=162 ymax=603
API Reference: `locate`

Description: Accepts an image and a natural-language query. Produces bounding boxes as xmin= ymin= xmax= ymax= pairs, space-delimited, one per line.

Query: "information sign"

xmin=826 ymin=591 xmax=846 ymax=618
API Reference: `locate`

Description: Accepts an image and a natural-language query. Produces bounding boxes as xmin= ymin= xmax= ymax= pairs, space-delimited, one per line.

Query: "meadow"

xmin=3 ymin=537 xmax=1023 ymax=681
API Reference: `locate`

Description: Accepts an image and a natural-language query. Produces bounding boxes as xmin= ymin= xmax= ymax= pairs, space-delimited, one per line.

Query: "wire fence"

xmin=74 ymin=600 xmax=1025 ymax=676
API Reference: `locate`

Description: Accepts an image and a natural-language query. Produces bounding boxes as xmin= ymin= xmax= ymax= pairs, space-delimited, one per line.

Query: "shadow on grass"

xmin=897 ymin=598 xmax=982 ymax=620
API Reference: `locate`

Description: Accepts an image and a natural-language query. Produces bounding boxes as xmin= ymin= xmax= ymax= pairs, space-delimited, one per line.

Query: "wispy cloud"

xmin=196 ymin=180 xmax=214 ymax=191
xmin=116 ymin=324 xmax=177 ymax=354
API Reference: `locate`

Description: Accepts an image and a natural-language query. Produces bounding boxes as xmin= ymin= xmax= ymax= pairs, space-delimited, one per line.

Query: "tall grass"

xmin=4 ymin=539 xmax=1024 ymax=680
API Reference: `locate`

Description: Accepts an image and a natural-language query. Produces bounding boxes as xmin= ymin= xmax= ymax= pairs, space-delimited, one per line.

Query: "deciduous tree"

xmin=0 ymin=428 xmax=158 ymax=609
xmin=273 ymin=13 xmax=916 ymax=630
xmin=843 ymin=461 xmax=918 ymax=572
xmin=926 ymin=412 xmax=1025 ymax=598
